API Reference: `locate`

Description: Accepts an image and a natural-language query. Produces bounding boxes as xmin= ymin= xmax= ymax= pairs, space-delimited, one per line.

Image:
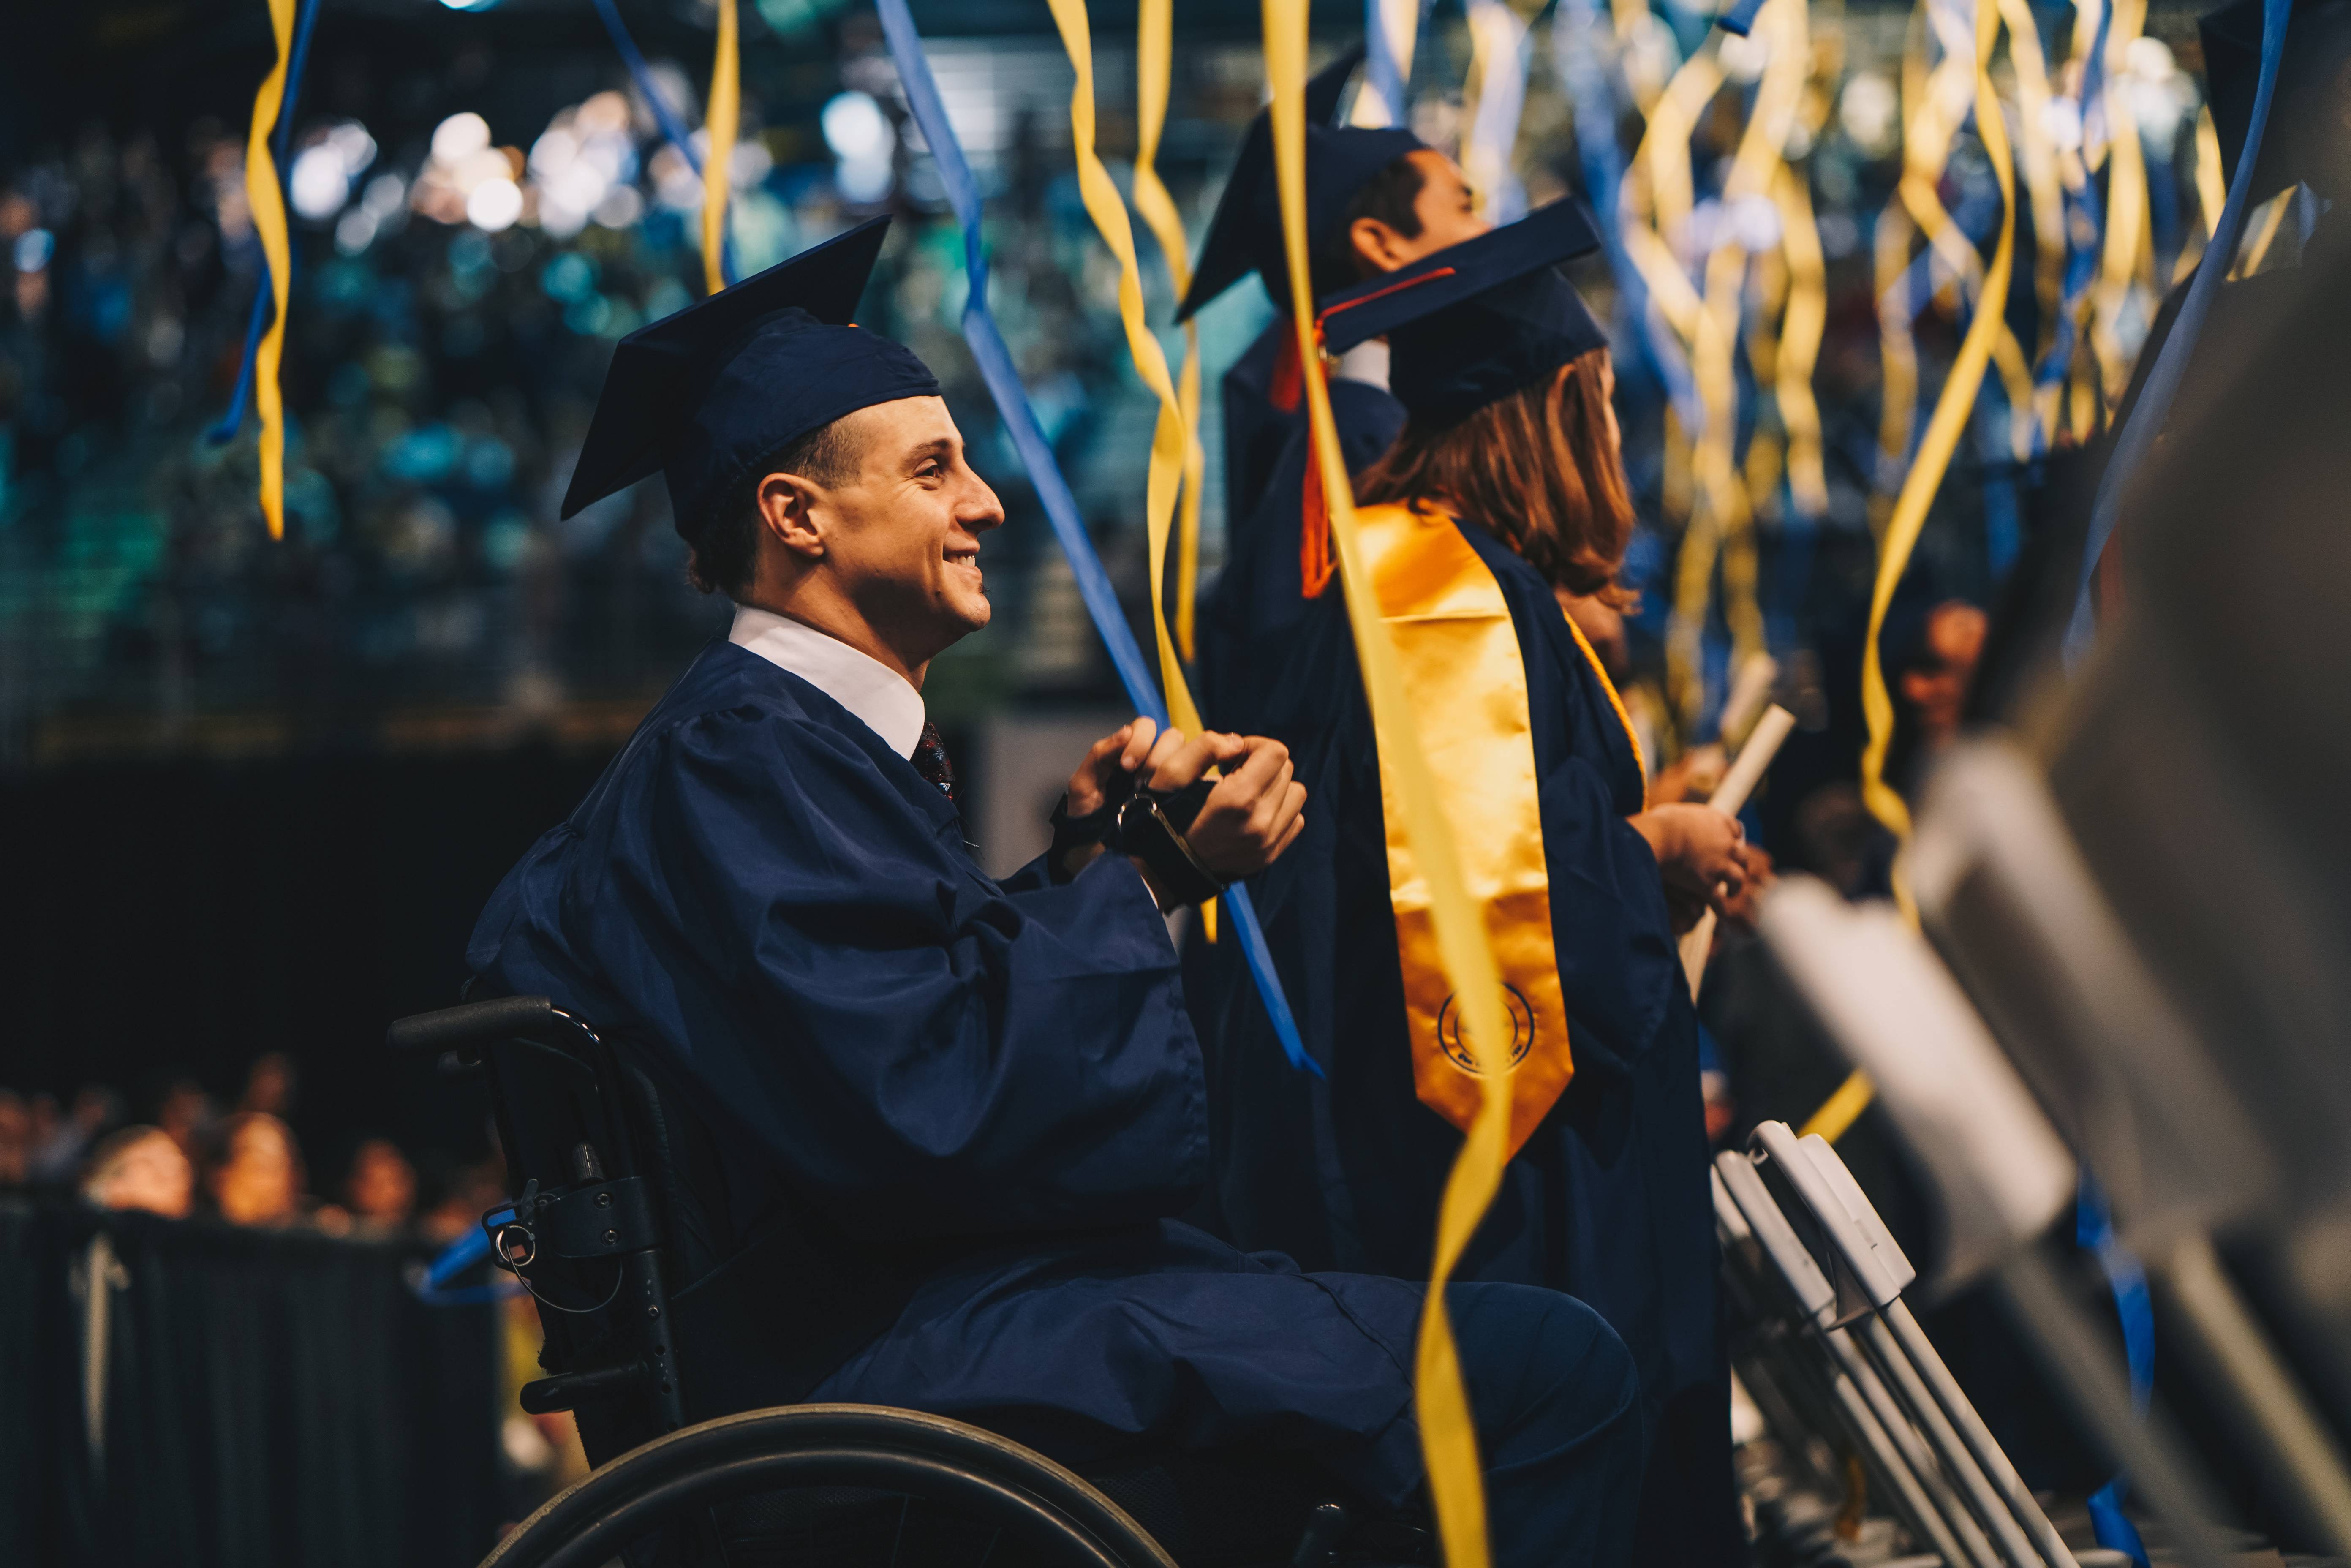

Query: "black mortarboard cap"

xmin=2202 ymin=0 xmax=2351 ymax=198
xmin=561 ymin=214 xmax=941 ymax=545
xmin=1176 ymin=46 xmax=1425 ymax=321
xmin=1314 ymin=199 xmax=1608 ymax=427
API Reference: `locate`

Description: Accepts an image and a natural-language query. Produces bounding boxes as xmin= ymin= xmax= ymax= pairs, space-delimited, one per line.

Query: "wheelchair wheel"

xmin=483 ymin=1404 xmax=1181 ymax=1568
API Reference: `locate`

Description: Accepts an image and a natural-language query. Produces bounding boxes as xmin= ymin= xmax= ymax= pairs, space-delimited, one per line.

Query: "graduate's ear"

xmin=1347 ymin=215 xmax=1416 ymax=275
xmin=755 ymin=471 xmax=828 ymax=562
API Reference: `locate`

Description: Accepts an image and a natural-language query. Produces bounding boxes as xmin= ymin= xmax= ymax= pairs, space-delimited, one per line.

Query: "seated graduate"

xmin=1186 ymin=202 xmax=1751 ymax=1565
xmin=465 ymin=218 xmax=1650 ymax=1566
xmin=1178 ymin=46 xmax=1488 ymax=532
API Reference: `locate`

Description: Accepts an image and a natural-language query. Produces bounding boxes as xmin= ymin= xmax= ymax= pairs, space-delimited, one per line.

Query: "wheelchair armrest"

xmin=387 ymin=994 xmax=562 ymax=1057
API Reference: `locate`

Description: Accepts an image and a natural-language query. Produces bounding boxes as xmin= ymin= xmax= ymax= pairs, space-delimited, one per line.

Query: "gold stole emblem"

xmin=1355 ymin=503 xmax=1574 ymax=1154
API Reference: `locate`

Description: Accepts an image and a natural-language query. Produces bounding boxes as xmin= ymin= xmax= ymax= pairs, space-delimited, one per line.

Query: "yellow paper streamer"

xmin=1801 ymin=1067 xmax=1878 ymax=1142
xmin=1997 ymin=0 xmax=2066 ymax=381
xmin=2234 ymin=185 xmax=2294 ymax=280
xmin=1816 ymin=0 xmax=2021 ymax=1147
xmin=1858 ymin=0 xmax=2016 ymax=841
xmin=2090 ymin=0 xmax=2149 ymax=402
xmin=2191 ymin=107 xmax=2226 ymax=283
xmin=1267 ymin=3 xmax=1518 ymax=1560
xmin=1128 ymin=0 xmax=1208 ymax=663
xmin=1772 ymin=165 xmax=1830 ymax=515
xmin=243 ymin=0 xmax=299 ymax=541
xmin=702 ymin=0 xmax=740 ymax=297
xmin=1045 ymin=0 xmax=1203 ymax=735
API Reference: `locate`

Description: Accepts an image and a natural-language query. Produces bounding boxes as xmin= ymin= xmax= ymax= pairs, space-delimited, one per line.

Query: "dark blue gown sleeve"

xmin=593 ymin=708 xmax=1205 ymax=1240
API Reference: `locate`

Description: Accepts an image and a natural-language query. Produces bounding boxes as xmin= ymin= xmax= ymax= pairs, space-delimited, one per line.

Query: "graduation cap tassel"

xmin=207 ymin=0 xmax=321 ymax=450
xmin=2065 ymin=0 xmax=2290 ymax=661
xmin=872 ymin=0 xmax=1315 ymax=1078
xmin=1262 ymin=4 xmax=1520 ymax=1563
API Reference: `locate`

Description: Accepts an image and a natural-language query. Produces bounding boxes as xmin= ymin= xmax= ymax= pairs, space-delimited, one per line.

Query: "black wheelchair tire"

xmin=482 ymin=1404 xmax=1182 ymax=1568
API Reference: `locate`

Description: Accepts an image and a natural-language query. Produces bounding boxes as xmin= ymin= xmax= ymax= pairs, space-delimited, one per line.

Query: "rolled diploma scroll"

xmin=1678 ymin=703 xmax=1798 ymax=999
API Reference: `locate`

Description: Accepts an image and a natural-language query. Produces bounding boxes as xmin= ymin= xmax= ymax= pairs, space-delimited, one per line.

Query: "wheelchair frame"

xmin=388 ymin=994 xmax=1365 ymax=1568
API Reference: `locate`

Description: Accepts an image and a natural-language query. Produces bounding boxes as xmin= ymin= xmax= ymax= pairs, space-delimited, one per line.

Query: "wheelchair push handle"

xmin=386 ymin=994 xmax=559 ymax=1057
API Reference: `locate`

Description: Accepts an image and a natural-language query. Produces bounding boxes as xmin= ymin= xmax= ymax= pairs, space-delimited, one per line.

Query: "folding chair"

xmin=1718 ymin=1119 xmax=2125 ymax=1568
xmin=1758 ymin=878 xmax=2237 ymax=1568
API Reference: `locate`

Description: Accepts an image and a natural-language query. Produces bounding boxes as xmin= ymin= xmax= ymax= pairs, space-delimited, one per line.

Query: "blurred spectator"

xmin=154 ymin=1076 xmax=215 ymax=1163
xmin=239 ymin=1051 xmax=299 ymax=1119
xmin=420 ymin=1148 xmax=507 ymax=1245
xmin=344 ymin=1136 xmax=419 ymax=1236
xmin=30 ymin=1084 xmax=121 ymax=1182
xmin=207 ymin=1110 xmax=306 ymax=1226
xmin=0 ymin=1091 xmax=29 ymax=1186
xmin=25 ymin=1094 xmax=59 ymax=1178
xmin=82 ymin=1124 xmax=196 ymax=1217
xmin=1898 ymin=600 xmax=1989 ymax=759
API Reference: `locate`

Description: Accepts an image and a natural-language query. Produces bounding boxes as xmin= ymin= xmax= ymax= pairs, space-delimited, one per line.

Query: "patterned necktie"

xmin=911 ymin=720 xmax=957 ymax=801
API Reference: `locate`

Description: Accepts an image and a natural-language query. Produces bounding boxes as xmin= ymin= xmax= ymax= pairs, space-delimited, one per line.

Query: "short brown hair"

xmin=686 ymin=418 xmax=862 ymax=598
xmin=1312 ymin=153 xmax=1429 ymax=297
xmin=1355 ymin=348 xmax=1635 ymax=607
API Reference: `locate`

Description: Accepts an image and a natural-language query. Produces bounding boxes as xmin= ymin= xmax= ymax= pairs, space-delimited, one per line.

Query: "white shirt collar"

xmin=1333 ymin=338 xmax=1390 ymax=391
xmin=728 ymin=604 xmax=928 ymax=758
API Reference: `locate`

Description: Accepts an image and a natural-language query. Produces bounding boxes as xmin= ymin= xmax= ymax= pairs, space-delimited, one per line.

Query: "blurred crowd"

xmin=0 ymin=19 xmax=1206 ymax=757
xmin=0 ymin=1049 xmax=502 ymax=1243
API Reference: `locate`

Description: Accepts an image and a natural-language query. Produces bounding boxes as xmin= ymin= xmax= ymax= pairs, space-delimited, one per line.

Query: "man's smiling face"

xmin=801 ymin=395 xmax=1004 ymax=666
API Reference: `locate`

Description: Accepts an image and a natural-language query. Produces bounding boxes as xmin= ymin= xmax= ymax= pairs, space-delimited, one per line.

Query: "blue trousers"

xmin=1451 ymin=1280 xmax=1647 ymax=1567
xmin=808 ymin=1224 xmax=1646 ymax=1567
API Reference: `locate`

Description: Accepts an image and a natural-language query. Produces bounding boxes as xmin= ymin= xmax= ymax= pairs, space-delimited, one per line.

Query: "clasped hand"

xmin=1629 ymin=803 xmax=1754 ymax=934
xmin=1064 ymin=718 xmax=1308 ymax=907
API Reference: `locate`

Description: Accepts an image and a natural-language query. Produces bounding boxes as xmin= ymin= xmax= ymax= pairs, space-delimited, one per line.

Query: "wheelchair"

xmin=389 ymin=995 xmax=1427 ymax=1568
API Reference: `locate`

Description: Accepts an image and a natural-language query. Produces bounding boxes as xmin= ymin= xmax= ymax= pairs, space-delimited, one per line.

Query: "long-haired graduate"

xmin=1191 ymin=200 xmax=1752 ymax=1566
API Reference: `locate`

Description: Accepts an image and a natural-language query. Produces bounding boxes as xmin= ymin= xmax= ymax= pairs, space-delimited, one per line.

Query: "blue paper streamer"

xmin=1714 ymin=0 xmax=1768 ymax=38
xmin=874 ymin=0 xmax=1314 ymax=1077
xmin=1551 ymin=0 xmax=1703 ymax=436
xmin=409 ymin=1207 xmax=527 ymax=1306
xmin=1364 ymin=0 xmax=1425 ymax=128
xmin=590 ymin=0 xmax=740 ymax=287
xmin=2065 ymin=0 xmax=2289 ymax=660
xmin=2032 ymin=0 xmax=2114 ymax=447
xmin=2079 ymin=1173 xmax=2156 ymax=1567
xmin=205 ymin=0 xmax=324 ymax=447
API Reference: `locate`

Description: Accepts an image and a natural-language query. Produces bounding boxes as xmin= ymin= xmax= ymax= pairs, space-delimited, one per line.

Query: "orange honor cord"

xmin=1264 ymin=4 xmax=1521 ymax=1563
xmin=243 ymin=0 xmax=299 ymax=539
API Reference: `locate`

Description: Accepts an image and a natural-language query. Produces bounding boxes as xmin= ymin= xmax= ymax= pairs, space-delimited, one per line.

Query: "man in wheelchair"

xmin=465 ymin=219 xmax=1645 ymax=1565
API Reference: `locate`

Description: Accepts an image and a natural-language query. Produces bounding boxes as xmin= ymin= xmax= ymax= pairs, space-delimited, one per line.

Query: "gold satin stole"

xmin=1355 ymin=502 xmax=1644 ymax=1154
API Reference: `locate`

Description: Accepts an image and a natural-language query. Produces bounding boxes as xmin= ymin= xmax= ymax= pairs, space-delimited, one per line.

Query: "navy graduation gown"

xmin=1192 ymin=470 xmax=1742 ymax=1562
xmin=1219 ymin=321 xmax=1407 ymax=538
xmin=464 ymin=640 xmax=1470 ymax=1503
